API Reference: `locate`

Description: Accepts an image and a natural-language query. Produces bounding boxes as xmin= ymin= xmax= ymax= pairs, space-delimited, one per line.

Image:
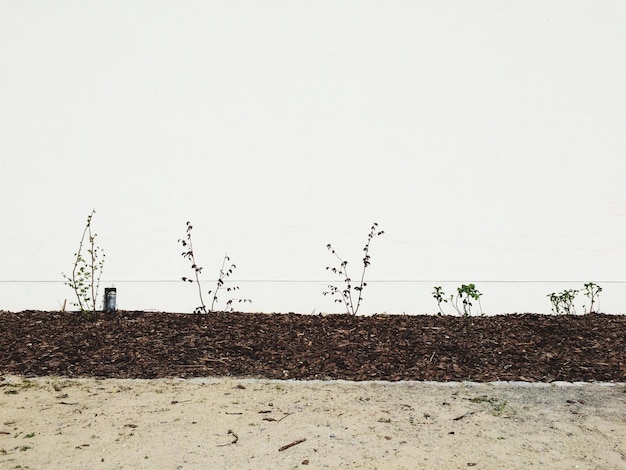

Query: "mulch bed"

xmin=1 ymin=311 xmax=624 ymax=382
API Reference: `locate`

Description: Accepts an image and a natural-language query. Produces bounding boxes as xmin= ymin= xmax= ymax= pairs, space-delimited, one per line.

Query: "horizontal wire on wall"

xmin=1 ymin=280 xmax=625 ymax=284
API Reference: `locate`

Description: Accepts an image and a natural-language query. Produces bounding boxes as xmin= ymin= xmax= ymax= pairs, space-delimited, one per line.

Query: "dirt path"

xmin=1 ymin=376 xmax=625 ymax=469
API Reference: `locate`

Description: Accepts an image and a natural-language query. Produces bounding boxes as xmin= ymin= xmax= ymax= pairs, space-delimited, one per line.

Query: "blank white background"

xmin=1 ymin=1 xmax=624 ymax=314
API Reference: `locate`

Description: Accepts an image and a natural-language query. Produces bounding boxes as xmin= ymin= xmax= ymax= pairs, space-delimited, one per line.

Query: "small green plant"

xmin=468 ymin=395 xmax=509 ymax=416
xmin=432 ymin=286 xmax=447 ymax=315
xmin=547 ymin=283 xmax=602 ymax=314
xmin=179 ymin=221 xmax=251 ymax=313
xmin=323 ymin=223 xmax=384 ymax=315
xmin=582 ymin=282 xmax=602 ymax=313
xmin=493 ymin=401 xmax=508 ymax=416
xmin=455 ymin=284 xmax=483 ymax=316
xmin=547 ymin=289 xmax=579 ymax=315
xmin=432 ymin=284 xmax=482 ymax=316
xmin=62 ymin=209 xmax=105 ymax=318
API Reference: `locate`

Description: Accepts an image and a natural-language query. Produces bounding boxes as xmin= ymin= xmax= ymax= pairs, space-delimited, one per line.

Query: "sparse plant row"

xmin=547 ymin=282 xmax=602 ymax=315
xmin=63 ymin=213 xmax=607 ymax=316
xmin=431 ymin=282 xmax=604 ymax=316
xmin=179 ymin=221 xmax=384 ymax=315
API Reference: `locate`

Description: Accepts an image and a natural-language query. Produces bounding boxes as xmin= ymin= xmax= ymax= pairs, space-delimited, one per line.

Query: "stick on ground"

xmin=278 ymin=438 xmax=306 ymax=451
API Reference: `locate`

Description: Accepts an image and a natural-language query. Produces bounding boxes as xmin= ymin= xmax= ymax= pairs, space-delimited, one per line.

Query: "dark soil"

xmin=1 ymin=311 xmax=624 ymax=382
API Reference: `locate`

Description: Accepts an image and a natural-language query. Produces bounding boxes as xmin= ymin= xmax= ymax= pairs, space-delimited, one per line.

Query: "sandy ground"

xmin=1 ymin=376 xmax=625 ymax=470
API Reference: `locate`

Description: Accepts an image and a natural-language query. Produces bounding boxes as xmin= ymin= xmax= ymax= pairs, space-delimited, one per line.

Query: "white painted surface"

xmin=1 ymin=2 xmax=624 ymax=314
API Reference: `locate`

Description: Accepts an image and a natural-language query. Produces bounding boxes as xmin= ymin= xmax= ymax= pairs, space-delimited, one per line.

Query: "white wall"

xmin=1 ymin=1 xmax=624 ymax=314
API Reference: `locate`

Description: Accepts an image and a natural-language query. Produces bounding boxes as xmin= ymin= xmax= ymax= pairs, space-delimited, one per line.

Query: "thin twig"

xmin=278 ymin=437 xmax=306 ymax=451
xmin=216 ymin=429 xmax=238 ymax=447
xmin=263 ymin=412 xmax=293 ymax=422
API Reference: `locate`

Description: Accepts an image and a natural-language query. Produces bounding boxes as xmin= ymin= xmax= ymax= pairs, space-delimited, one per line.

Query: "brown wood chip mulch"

xmin=1 ymin=311 xmax=624 ymax=382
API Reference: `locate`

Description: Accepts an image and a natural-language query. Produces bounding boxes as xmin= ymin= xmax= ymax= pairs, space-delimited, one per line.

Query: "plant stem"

xmin=188 ymin=235 xmax=206 ymax=312
xmin=71 ymin=215 xmax=91 ymax=312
